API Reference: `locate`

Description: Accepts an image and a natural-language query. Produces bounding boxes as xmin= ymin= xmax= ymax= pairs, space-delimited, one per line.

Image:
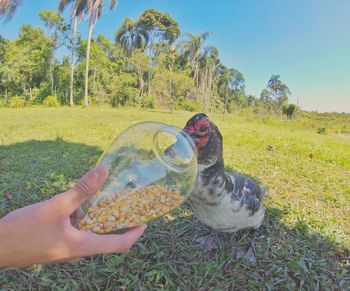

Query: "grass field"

xmin=0 ymin=107 xmax=349 ymax=289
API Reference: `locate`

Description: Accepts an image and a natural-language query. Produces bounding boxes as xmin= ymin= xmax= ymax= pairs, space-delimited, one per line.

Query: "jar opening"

xmin=153 ymin=128 xmax=195 ymax=173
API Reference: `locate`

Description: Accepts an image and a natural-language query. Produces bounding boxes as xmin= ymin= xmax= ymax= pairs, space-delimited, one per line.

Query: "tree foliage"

xmin=260 ymin=74 xmax=291 ymax=111
xmin=115 ymin=17 xmax=149 ymax=53
xmin=137 ymin=9 xmax=180 ymax=44
xmin=0 ymin=8 xmax=295 ymax=114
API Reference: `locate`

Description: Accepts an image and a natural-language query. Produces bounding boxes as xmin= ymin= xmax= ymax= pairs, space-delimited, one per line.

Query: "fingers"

xmin=61 ymin=165 xmax=109 ymax=213
xmin=77 ymin=225 xmax=147 ymax=256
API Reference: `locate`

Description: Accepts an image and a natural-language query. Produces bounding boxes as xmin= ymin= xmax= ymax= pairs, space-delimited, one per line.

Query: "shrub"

xmin=80 ymin=96 xmax=94 ymax=106
xmin=9 ymin=96 xmax=26 ymax=108
xmin=283 ymin=103 xmax=297 ymax=118
xmin=0 ymin=99 xmax=8 ymax=108
xmin=142 ymin=95 xmax=156 ymax=109
xmin=33 ymin=82 xmax=52 ymax=104
xmin=262 ymin=116 xmax=276 ymax=125
xmin=317 ymin=127 xmax=326 ymax=135
xmin=43 ymin=95 xmax=59 ymax=107
xmin=176 ymin=100 xmax=200 ymax=112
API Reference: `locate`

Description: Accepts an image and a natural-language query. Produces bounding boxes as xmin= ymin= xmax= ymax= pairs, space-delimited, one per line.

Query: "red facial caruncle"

xmin=184 ymin=118 xmax=210 ymax=149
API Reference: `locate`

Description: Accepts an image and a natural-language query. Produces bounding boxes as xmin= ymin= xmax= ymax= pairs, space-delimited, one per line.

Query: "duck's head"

xmin=183 ymin=113 xmax=223 ymax=165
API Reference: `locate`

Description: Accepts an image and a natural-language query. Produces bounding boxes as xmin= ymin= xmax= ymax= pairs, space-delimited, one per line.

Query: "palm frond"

xmin=58 ymin=0 xmax=74 ymax=13
xmin=109 ymin=0 xmax=117 ymax=10
xmin=200 ymin=31 xmax=212 ymax=41
xmin=0 ymin=0 xmax=23 ymax=21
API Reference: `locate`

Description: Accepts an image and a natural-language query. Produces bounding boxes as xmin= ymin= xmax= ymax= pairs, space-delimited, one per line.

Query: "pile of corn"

xmin=79 ymin=185 xmax=183 ymax=233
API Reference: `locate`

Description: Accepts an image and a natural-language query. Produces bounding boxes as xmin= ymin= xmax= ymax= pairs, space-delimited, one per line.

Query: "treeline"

xmin=0 ymin=7 xmax=296 ymax=116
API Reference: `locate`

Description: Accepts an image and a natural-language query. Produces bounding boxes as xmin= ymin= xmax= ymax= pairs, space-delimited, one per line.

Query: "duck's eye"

xmin=199 ymin=125 xmax=207 ymax=132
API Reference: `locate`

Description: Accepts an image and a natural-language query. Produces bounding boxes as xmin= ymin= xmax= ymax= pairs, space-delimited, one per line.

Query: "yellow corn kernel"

xmin=79 ymin=185 xmax=183 ymax=233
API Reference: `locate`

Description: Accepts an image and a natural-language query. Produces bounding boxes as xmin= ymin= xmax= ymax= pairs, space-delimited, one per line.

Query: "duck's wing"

xmin=226 ymin=172 xmax=265 ymax=217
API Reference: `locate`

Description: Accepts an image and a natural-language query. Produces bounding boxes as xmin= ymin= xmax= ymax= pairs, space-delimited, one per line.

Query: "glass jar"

xmin=79 ymin=121 xmax=198 ymax=233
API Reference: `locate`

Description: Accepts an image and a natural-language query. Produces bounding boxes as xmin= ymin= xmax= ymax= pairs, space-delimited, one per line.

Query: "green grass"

xmin=0 ymin=106 xmax=349 ymax=289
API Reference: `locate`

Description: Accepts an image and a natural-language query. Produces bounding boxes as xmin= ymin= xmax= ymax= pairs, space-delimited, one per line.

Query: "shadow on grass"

xmin=0 ymin=142 xmax=349 ymax=289
xmin=135 ymin=203 xmax=350 ymax=290
xmin=0 ymin=139 xmax=102 ymax=216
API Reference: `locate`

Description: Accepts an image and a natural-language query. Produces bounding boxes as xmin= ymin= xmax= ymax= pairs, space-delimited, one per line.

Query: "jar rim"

xmin=152 ymin=125 xmax=196 ymax=173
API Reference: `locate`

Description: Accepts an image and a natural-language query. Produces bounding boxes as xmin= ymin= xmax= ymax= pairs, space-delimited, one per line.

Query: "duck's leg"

xmin=234 ymin=229 xmax=257 ymax=263
xmin=194 ymin=228 xmax=226 ymax=251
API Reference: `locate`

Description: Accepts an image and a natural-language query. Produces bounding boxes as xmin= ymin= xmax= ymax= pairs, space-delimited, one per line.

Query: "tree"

xmin=282 ymin=103 xmax=298 ymax=118
xmin=58 ymin=0 xmax=118 ymax=107
xmin=152 ymin=68 xmax=194 ymax=111
xmin=69 ymin=18 xmax=78 ymax=105
xmin=137 ymin=9 xmax=180 ymax=95
xmin=260 ymin=75 xmax=291 ymax=111
xmin=177 ymin=31 xmax=212 ymax=101
xmin=0 ymin=25 xmax=51 ymax=100
xmin=54 ymin=56 xmax=71 ymax=104
xmin=59 ymin=0 xmax=80 ymax=106
xmin=129 ymin=50 xmax=149 ymax=109
xmin=39 ymin=10 xmax=70 ymax=92
xmin=229 ymin=68 xmax=245 ymax=107
xmin=0 ymin=0 xmax=22 ymax=21
xmin=115 ymin=17 xmax=148 ymax=54
xmin=198 ymin=46 xmax=218 ymax=110
xmin=215 ymin=64 xmax=245 ymax=113
xmin=75 ymin=34 xmax=126 ymax=104
xmin=0 ymin=35 xmax=7 ymax=98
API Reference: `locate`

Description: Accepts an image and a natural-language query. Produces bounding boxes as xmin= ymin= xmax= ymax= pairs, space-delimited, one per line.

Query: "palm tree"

xmin=58 ymin=0 xmax=117 ymax=107
xmin=0 ymin=0 xmax=22 ymax=21
xmin=198 ymin=46 xmax=219 ymax=111
xmin=115 ymin=17 xmax=148 ymax=55
xmin=177 ymin=31 xmax=212 ymax=101
xmin=178 ymin=31 xmax=212 ymax=102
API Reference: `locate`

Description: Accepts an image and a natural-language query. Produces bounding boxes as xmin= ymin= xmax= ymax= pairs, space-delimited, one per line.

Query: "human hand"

xmin=0 ymin=165 xmax=146 ymax=267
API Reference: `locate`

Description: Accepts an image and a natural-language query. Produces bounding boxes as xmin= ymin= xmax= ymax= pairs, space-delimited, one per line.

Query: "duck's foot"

xmin=195 ymin=229 xmax=226 ymax=251
xmin=233 ymin=230 xmax=257 ymax=264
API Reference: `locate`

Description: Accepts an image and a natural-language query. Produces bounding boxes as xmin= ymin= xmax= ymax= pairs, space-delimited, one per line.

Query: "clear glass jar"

xmin=79 ymin=121 xmax=198 ymax=233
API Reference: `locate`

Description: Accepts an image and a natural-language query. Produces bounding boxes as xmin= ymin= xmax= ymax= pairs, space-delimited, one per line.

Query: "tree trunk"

xmin=49 ymin=49 xmax=54 ymax=92
xmin=147 ymin=33 xmax=155 ymax=96
xmin=147 ymin=75 xmax=151 ymax=96
xmin=201 ymin=69 xmax=208 ymax=111
xmin=84 ymin=14 xmax=96 ymax=108
xmin=138 ymin=68 xmax=144 ymax=110
xmin=194 ymin=62 xmax=199 ymax=102
xmin=29 ymin=87 xmax=32 ymax=101
xmin=69 ymin=17 xmax=77 ymax=106
xmin=169 ymin=78 xmax=173 ymax=112
xmin=92 ymin=65 xmax=97 ymax=94
xmin=208 ymin=67 xmax=213 ymax=112
xmin=223 ymin=97 xmax=228 ymax=120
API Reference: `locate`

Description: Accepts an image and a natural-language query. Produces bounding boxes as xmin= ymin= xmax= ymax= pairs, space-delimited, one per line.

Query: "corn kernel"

xmin=79 ymin=185 xmax=183 ymax=234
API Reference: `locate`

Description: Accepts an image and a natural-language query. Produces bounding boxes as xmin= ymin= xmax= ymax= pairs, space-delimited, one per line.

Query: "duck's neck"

xmin=199 ymin=158 xmax=224 ymax=178
xmin=198 ymin=158 xmax=234 ymax=193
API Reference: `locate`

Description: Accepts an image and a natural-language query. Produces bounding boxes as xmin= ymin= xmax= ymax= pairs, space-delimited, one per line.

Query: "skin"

xmin=0 ymin=165 xmax=147 ymax=268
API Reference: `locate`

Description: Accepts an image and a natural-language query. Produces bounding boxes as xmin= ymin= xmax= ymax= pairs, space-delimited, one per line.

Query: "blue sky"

xmin=1 ymin=0 xmax=350 ymax=112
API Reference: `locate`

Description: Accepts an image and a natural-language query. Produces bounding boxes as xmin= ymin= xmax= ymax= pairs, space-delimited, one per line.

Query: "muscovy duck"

xmin=183 ymin=113 xmax=266 ymax=253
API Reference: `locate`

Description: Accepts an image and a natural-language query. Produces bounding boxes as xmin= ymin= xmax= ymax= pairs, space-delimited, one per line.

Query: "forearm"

xmin=0 ymin=202 xmax=70 ymax=267
xmin=0 ymin=213 xmax=28 ymax=267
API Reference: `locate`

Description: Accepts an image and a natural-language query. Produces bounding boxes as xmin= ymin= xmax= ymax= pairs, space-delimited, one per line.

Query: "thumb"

xmin=64 ymin=165 xmax=109 ymax=212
